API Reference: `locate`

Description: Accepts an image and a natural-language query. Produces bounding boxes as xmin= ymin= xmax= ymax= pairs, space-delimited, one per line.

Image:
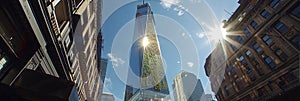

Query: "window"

xmin=292 ymin=36 xmax=300 ymax=49
xmin=253 ymin=42 xmax=263 ymax=53
xmin=269 ymin=0 xmax=280 ymax=9
xmin=69 ymin=50 xmax=74 ymax=63
xmin=239 ymin=56 xmax=247 ymax=65
xmin=230 ymin=66 xmax=236 ymax=74
xmin=244 ymin=28 xmax=251 ymax=37
xmin=264 ymin=56 xmax=276 ymax=68
xmin=231 ymin=44 xmax=237 ymax=51
xmin=291 ymin=4 xmax=300 ymax=18
xmin=261 ymin=9 xmax=271 ymax=19
xmin=275 ymin=48 xmax=288 ymax=61
xmin=0 ymin=57 xmax=7 ymax=70
xmin=224 ymin=86 xmax=230 ymax=96
xmin=251 ymin=21 xmax=258 ymax=29
xmin=237 ymin=36 xmax=244 ymax=44
xmin=242 ymin=12 xmax=247 ymax=16
xmin=65 ymin=35 xmax=71 ymax=47
xmin=283 ymin=72 xmax=297 ymax=83
xmin=238 ymin=16 xmax=243 ymax=21
xmin=247 ymin=5 xmax=253 ymax=10
xmin=245 ymin=65 xmax=252 ymax=74
xmin=245 ymin=50 xmax=252 ymax=58
xmin=274 ymin=21 xmax=288 ymax=33
xmin=262 ymin=35 xmax=273 ymax=45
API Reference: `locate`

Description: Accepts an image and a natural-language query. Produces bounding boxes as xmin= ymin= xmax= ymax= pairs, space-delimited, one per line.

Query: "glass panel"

xmin=261 ymin=9 xmax=271 ymax=19
xmin=0 ymin=57 xmax=7 ymax=70
xmin=274 ymin=21 xmax=288 ymax=33
xmin=237 ymin=37 xmax=244 ymax=44
xmin=269 ymin=0 xmax=280 ymax=9
xmin=253 ymin=43 xmax=262 ymax=53
xmin=291 ymin=4 xmax=300 ymax=18
xmin=239 ymin=56 xmax=247 ymax=64
xmin=245 ymin=50 xmax=252 ymax=57
xmin=231 ymin=44 xmax=237 ymax=51
xmin=292 ymin=36 xmax=300 ymax=49
xmin=251 ymin=21 xmax=258 ymax=29
xmin=262 ymin=35 xmax=273 ymax=45
xmin=275 ymin=48 xmax=288 ymax=61
xmin=264 ymin=57 xmax=276 ymax=68
xmin=244 ymin=28 xmax=251 ymax=37
xmin=248 ymin=5 xmax=253 ymax=10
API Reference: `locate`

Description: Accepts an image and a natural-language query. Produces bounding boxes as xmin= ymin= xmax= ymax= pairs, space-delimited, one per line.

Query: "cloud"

xmin=160 ymin=0 xmax=187 ymax=16
xmin=107 ymin=53 xmax=125 ymax=68
xmin=196 ymin=32 xmax=205 ymax=38
xmin=177 ymin=10 xmax=184 ymax=16
xmin=189 ymin=0 xmax=202 ymax=3
xmin=160 ymin=0 xmax=180 ymax=8
xmin=173 ymin=4 xmax=187 ymax=16
xmin=187 ymin=62 xmax=194 ymax=67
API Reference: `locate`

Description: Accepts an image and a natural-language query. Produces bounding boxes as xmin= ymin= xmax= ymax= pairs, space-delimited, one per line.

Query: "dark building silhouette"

xmin=0 ymin=0 xmax=103 ymax=100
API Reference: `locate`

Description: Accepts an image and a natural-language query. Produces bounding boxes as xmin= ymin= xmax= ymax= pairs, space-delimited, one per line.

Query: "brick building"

xmin=204 ymin=0 xmax=300 ymax=100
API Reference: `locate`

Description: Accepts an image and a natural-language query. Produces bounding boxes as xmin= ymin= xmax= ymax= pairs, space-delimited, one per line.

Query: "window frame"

xmin=260 ymin=9 xmax=271 ymax=19
xmin=264 ymin=56 xmax=276 ymax=69
xmin=269 ymin=0 xmax=280 ymax=9
xmin=274 ymin=21 xmax=288 ymax=33
xmin=251 ymin=21 xmax=258 ymax=29
xmin=245 ymin=50 xmax=252 ymax=58
xmin=253 ymin=42 xmax=263 ymax=53
xmin=262 ymin=35 xmax=273 ymax=46
xmin=231 ymin=44 xmax=237 ymax=51
xmin=244 ymin=28 xmax=251 ymax=37
xmin=237 ymin=36 xmax=244 ymax=44
xmin=274 ymin=48 xmax=288 ymax=61
xmin=290 ymin=3 xmax=300 ymax=18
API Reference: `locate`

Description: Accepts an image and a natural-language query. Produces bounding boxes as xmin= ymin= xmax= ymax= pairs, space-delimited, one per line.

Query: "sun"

xmin=220 ymin=25 xmax=227 ymax=39
xmin=142 ymin=36 xmax=149 ymax=47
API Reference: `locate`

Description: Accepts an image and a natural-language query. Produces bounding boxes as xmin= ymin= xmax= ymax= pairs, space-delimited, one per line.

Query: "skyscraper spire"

xmin=143 ymin=0 xmax=144 ymax=4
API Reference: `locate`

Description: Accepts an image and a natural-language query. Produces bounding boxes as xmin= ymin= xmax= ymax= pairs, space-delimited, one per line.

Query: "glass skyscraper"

xmin=124 ymin=3 xmax=170 ymax=101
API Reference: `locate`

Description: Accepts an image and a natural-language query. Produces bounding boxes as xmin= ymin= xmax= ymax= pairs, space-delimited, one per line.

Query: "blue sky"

xmin=101 ymin=0 xmax=239 ymax=100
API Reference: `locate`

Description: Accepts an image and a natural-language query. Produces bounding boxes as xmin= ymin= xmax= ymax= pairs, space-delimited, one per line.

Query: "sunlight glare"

xmin=220 ymin=25 xmax=227 ymax=39
xmin=143 ymin=36 xmax=149 ymax=47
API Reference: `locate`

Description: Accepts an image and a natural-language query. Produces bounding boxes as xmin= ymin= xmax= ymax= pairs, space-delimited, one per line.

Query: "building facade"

xmin=101 ymin=92 xmax=115 ymax=101
xmin=173 ymin=71 xmax=204 ymax=101
xmin=0 ymin=0 xmax=103 ymax=100
xmin=0 ymin=0 xmax=80 ymax=100
xmin=204 ymin=0 xmax=300 ymax=100
xmin=124 ymin=3 xmax=170 ymax=101
xmin=200 ymin=94 xmax=213 ymax=101
xmin=99 ymin=58 xmax=108 ymax=100
xmin=72 ymin=0 xmax=102 ymax=100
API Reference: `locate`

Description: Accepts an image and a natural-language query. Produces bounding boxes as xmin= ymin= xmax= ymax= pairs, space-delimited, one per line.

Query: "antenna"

xmin=224 ymin=9 xmax=233 ymax=16
xmin=143 ymin=0 xmax=144 ymax=4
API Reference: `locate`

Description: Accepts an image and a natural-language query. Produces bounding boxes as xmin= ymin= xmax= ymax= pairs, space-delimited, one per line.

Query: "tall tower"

xmin=124 ymin=3 xmax=170 ymax=101
xmin=173 ymin=71 xmax=204 ymax=101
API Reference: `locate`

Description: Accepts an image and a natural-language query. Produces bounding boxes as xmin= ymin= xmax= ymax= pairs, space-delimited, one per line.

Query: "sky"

xmin=101 ymin=0 xmax=239 ymax=100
